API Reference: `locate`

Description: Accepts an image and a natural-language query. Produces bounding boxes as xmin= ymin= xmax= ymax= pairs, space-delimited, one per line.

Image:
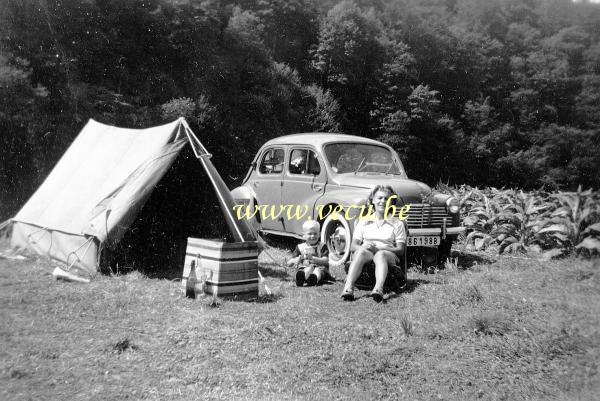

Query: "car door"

xmin=253 ymin=147 xmax=285 ymax=231
xmin=281 ymin=147 xmax=327 ymax=235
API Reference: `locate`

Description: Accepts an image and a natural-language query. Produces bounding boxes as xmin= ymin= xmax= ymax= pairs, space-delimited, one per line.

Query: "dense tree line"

xmin=1 ymin=0 xmax=599 ymax=219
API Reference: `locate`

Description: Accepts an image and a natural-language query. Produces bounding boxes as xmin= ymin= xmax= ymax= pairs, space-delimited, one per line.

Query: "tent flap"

xmin=11 ymin=222 xmax=98 ymax=275
xmin=84 ymin=139 xmax=187 ymax=243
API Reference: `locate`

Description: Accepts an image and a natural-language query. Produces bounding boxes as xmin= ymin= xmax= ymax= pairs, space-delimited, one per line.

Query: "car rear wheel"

xmin=321 ymin=213 xmax=351 ymax=269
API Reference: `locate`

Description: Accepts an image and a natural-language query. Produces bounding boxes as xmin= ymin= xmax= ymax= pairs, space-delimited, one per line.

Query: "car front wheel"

xmin=321 ymin=213 xmax=351 ymax=269
xmin=437 ymin=236 xmax=455 ymax=267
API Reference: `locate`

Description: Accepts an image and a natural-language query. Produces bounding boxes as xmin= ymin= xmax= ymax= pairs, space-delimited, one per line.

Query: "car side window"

xmin=307 ymin=150 xmax=321 ymax=175
xmin=289 ymin=149 xmax=321 ymax=175
xmin=289 ymin=149 xmax=307 ymax=175
xmin=258 ymin=148 xmax=284 ymax=174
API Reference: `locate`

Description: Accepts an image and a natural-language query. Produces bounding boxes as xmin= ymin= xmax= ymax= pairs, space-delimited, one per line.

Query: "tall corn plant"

xmin=533 ymin=187 xmax=600 ymax=257
xmin=435 ymin=184 xmax=600 ymax=258
xmin=438 ymin=185 xmax=507 ymax=252
xmin=576 ymin=222 xmax=600 ymax=256
xmin=463 ymin=188 xmax=499 ymax=252
xmin=488 ymin=190 xmax=553 ymax=254
xmin=435 ymin=184 xmax=491 ymax=249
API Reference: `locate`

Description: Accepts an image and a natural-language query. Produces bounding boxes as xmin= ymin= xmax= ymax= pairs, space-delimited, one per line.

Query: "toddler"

xmin=287 ymin=220 xmax=329 ymax=286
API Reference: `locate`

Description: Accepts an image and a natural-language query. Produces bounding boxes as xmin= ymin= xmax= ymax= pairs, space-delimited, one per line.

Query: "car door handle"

xmin=312 ymin=185 xmax=323 ymax=191
xmin=253 ymin=182 xmax=260 ymax=187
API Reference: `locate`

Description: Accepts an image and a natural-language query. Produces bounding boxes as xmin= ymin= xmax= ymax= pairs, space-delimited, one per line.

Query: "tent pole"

xmin=180 ymin=119 xmax=255 ymax=243
xmin=179 ymin=119 xmax=287 ymax=275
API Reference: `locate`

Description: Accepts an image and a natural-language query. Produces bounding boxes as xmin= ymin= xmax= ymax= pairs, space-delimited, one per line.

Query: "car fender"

xmin=230 ymin=184 xmax=263 ymax=232
xmin=313 ymin=187 xmax=370 ymax=228
xmin=231 ymin=185 xmax=257 ymax=206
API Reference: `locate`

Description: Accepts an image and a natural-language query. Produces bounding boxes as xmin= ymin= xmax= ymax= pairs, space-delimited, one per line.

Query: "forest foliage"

xmin=1 ymin=0 xmax=600 ymax=219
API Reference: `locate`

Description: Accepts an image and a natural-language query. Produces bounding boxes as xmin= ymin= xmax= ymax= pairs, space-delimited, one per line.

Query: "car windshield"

xmin=323 ymin=143 xmax=406 ymax=176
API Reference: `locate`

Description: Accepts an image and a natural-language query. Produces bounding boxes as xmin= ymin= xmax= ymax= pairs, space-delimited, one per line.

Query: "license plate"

xmin=407 ymin=236 xmax=440 ymax=247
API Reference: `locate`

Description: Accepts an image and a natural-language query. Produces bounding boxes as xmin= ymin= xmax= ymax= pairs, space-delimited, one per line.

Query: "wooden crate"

xmin=182 ymin=238 xmax=259 ymax=300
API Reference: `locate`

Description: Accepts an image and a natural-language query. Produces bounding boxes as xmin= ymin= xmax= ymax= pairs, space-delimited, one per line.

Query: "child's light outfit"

xmin=291 ymin=241 xmax=329 ymax=285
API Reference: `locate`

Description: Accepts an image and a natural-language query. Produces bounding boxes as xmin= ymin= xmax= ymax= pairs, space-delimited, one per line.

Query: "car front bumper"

xmin=407 ymin=227 xmax=466 ymax=237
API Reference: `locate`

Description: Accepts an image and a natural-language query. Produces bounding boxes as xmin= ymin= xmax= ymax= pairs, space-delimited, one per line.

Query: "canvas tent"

xmin=8 ymin=118 xmax=255 ymax=277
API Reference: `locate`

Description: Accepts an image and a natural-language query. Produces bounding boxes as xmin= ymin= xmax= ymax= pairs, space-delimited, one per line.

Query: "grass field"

xmin=1 ymin=243 xmax=599 ymax=401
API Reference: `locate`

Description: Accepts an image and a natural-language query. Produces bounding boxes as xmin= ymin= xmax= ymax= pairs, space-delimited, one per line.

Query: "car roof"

xmin=262 ymin=133 xmax=388 ymax=148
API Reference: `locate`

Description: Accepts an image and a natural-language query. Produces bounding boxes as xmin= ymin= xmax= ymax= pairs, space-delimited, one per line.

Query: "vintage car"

xmin=231 ymin=133 xmax=465 ymax=267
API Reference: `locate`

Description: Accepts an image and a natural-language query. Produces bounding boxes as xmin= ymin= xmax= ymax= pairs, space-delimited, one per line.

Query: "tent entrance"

xmin=100 ymin=145 xmax=234 ymax=278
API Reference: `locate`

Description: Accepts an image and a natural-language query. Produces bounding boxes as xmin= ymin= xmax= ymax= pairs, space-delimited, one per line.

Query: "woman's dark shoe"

xmin=371 ymin=288 xmax=384 ymax=303
xmin=295 ymin=270 xmax=305 ymax=287
xmin=340 ymin=287 xmax=354 ymax=301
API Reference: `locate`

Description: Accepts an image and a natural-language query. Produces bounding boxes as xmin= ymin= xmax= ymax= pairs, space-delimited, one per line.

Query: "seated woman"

xmin=340 ymin=185 xmax=407 ymax=302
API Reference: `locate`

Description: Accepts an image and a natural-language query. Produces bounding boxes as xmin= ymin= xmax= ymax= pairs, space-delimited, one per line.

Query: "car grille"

xmin=401 ymin=203 xmax=455 ymax=229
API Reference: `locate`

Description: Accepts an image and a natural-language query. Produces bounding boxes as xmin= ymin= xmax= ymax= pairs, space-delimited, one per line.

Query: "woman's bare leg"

xmin=373 ymin=250 xmax=397 ymax=292
xmin=343 ymin=248 xmax=373 ymax=291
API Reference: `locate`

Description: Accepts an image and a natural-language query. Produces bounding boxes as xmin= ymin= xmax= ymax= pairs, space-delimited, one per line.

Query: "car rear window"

xmin=258 ymin=148 xmax=284 ymax=174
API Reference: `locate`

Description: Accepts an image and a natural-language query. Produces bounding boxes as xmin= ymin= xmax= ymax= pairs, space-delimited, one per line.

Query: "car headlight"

xmin=446 ymin=197 xmax=460 ymax=214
